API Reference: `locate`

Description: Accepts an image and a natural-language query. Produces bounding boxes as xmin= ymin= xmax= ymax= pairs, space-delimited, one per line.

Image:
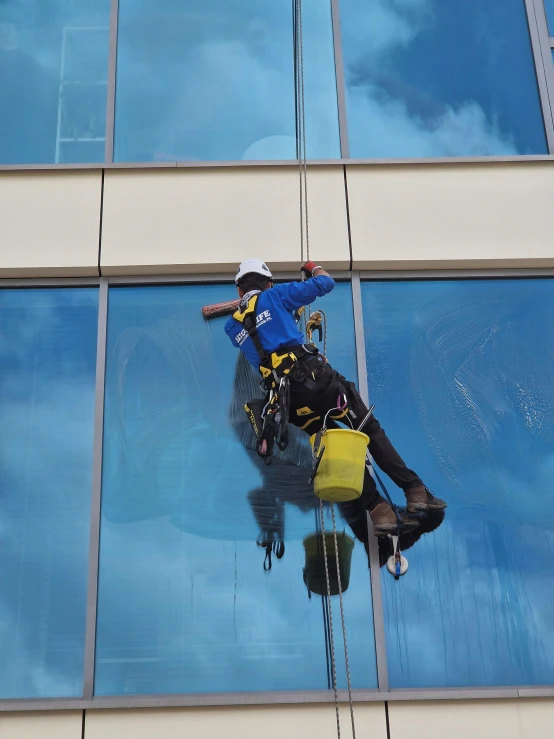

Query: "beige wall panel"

xmin=100 ymin=167 xmax=350 ymax=275
xmin=86 ymin=703 xmax=386 ymax=739
xmin=0 ymin=172 xmax=102 ymax=276
xmin=0 ymin=711 xmax=82 ymax=739
xmin=389 ymin=699 xmax=554 ymax=739
xmin=347 ymin=163 xmax=554 ymax=269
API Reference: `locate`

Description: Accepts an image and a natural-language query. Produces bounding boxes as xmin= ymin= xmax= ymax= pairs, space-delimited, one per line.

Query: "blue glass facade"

xmin=94 ymin=282 xmax=377 ymax=695
xmin=0 ymin=1 xmax=110 ymax=164
xmin=4 ymin=277 xmax=554 ymax=700
xmin=340 ymin=0 xmax=547 ymax=157
xmin=2 ymin=0 xmax=554 ymax=164
xmin=0 ymin=288 xmax=98 ymax=699
xmin=113 ymin=0 xmax=340 ymax=162
xmin=362 ymin=278 xmax=554 ymax=687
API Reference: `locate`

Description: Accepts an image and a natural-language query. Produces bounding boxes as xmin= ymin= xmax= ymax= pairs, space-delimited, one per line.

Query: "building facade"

xmin=1 ymin=1 xmax=554 ymax=738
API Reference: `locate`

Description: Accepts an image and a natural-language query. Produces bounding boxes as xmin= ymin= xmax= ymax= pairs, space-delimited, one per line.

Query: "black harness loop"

xmin=235 ymin=297 xmax=327 ymax=462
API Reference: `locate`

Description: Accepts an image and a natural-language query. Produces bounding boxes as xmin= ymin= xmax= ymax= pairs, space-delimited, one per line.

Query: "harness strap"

xmin=234 ymin=295 xmax=323 ymax=392
xmin=233 ymin=293 xmax=267 ymax=364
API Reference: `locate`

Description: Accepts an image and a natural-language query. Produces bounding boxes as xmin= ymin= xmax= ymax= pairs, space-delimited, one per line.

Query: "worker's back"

xmin=225 ymin=275 xmax=335 ymax=368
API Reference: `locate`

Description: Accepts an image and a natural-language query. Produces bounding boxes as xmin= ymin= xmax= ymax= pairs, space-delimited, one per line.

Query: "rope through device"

xmin=294 ymin=1 xmax=356 ymax=735
xmin=294 ymin=0 xmax=309 ymax=268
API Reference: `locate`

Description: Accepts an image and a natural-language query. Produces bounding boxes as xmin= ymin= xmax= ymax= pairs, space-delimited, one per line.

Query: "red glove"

xmin=301 ymin=261 xmax=318 ymax=277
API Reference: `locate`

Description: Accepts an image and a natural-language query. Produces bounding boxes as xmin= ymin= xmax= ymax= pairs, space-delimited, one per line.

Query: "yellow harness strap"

xmin=233 ymin=295 xmax=299 ymax=388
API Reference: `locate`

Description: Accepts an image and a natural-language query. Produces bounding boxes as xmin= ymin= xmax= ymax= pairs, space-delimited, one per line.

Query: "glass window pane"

xmin=95 ymin=282 xmax=376 ymax=695
xmin=340 ymin=0 xmax=547 ymax=157
xmin=545 ymin=0 xmax=554 ymax=35
xmin=0 ymin=288 xmax=98 ymax=699
xmin=0 ymin=3 xmax=110 ymax=165
xmin=113 ymin=0 xmax=340 ymax=162
xmin=362 ymin=279 xmax=554 ymax=687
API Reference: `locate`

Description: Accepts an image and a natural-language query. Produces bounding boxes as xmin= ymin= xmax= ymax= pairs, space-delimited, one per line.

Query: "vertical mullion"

xmin=104 ymin=0 xmax=120 ymax=163
xmin=330 ymin=0 xmax=350 ymax=158
xmin=525 ymin=0 xmax=554 ymax=152
xmin=351 ymin=272 xmax=389 ymax=693
xmin=83 ymin=279 xmax=108 ymax=700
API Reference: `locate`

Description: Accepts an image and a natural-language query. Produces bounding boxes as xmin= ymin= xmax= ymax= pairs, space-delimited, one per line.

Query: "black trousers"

xmin=288 ymin=357 xmax=422 ymax=510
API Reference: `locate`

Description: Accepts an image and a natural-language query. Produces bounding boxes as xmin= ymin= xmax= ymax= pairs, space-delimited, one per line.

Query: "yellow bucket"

xmin=310 ymin=428 xmax=368 ymax=502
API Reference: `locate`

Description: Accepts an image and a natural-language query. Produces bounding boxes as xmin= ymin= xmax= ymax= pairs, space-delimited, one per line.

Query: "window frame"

xmin=2 ymin=269 xmax=554 ymax=711
xmin=2 ymin=0 xmax=554 ymax=169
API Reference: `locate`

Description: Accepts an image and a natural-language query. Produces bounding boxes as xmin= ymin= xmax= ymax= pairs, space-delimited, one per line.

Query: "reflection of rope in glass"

xmin=314 ymin=507 xmax=332 ymax=691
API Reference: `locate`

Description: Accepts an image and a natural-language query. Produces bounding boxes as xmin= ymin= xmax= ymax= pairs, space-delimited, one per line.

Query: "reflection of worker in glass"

xmin=229 ymin=354 xmax=445 ymax=580
xmin=225 ymin=259 xmax=446 ymax=536
xmin=229 ymin=349 xmax=315 ymax=569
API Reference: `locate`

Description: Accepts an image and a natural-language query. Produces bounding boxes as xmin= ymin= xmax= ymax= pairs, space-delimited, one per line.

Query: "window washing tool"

xmin=202 ymin=299 xmax=240 ymax=319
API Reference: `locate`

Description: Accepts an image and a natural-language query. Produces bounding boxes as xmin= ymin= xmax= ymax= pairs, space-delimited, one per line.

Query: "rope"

xmin=294 ymin=0 xmax=311 ymax=330
xmin=315 ymin=508 xmax=333 ymax=690
xmin=294 ymin=3 xmax=355 ymax=735
xmin=319 ymin=499 xmax=341 ymax=738
xmin=331 ymin=504 xmax=356 ymax=739
xmin=294 ymin=0 xmax=310 ymax=265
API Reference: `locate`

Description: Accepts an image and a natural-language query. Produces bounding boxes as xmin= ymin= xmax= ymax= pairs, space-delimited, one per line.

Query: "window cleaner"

xmin=222 ymin=258 xmax=447 ymax=537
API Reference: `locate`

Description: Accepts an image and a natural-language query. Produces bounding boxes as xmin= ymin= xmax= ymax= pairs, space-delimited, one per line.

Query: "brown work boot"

xmin=369 ymin=501 xmax=419 ymax=536
xmin=405 ymin=485 xmax=447 ymax=513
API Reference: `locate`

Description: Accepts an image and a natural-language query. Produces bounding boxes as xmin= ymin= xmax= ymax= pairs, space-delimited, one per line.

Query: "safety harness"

xmin=233 ymin=292 xmax=292 ymax=464
xmin=233 ymin=292 xmax=324 ymax=464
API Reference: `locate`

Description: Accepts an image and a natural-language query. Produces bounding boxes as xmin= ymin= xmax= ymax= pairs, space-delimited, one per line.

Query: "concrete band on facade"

xmin=1 ymin=162 xmax=554 ymax=278
xmin=2 ymin=699 xmax=554 ymax=739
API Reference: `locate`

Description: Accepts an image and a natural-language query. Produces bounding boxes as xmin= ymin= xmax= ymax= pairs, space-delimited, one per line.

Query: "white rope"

xmin=319 ymin=499 xmax=342 ymax=738
xmin=294 ymin=5 xmax=356 ymax=736
xmin=295 ymin=0 xmax=309 ymax=265
xmin=331 ymin=504 xmax=357 ymax=739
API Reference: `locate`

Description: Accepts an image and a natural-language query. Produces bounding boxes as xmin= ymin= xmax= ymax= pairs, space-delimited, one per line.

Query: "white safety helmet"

xmin=235 ymin=258 xmax=273 ymax=284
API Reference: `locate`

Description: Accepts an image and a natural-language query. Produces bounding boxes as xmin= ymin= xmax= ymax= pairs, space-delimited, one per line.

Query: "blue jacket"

xmin=225 ymin=275 xmax=335 ymax=368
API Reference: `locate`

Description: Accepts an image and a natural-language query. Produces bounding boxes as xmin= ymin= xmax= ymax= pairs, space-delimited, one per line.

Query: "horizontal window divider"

xmin=3 ymin=155 xmax=554 ymax=174
xmin=1 ymin=271 xmax=551 ymax=289
xmin=518 ymin=687 xmax=554 ymax=697
xmin=0 ymin=273 xmax=352 ymax=289
xmin=0 ymin=277 xmax=102 ymax=288
xmin=107 ymin=273 xmax=241 ymax=285
xmin=0 ymin=160 xmax=342 ymax=173
xmin=3 ymin=686 xmax=554 ymax=712
xmin=1 ymin=270 xmax=551 ymax=289
xmin=359 ymin=268 xmax=554 ymax=280
xmin=344 ymin=155 xmax=554 ymax=166
xmin=0 ymin=163 xmax=106 ymax=172
xmin=106 ymin=271 xmax=352 ymax=286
